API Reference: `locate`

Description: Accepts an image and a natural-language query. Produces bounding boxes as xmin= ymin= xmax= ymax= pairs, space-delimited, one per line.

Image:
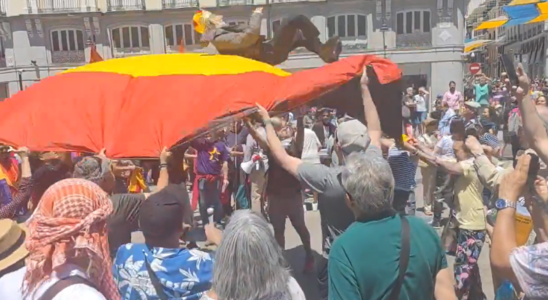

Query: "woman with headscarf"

xmin=0 ymin=178 xmax=119 ymax=300
xmin=201 ymin=210 xmax=305 ymax=300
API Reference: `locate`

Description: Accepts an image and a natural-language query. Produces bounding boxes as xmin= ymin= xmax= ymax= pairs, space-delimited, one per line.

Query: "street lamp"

xmin=381 ymin=22 xmax=389 ymax=58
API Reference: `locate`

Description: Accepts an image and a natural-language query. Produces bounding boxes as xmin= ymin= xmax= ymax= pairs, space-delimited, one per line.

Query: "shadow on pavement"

xmin=284 ymin=245 xmax=323 ymax=300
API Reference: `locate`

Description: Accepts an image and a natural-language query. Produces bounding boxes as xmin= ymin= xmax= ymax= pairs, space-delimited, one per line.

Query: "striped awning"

xmin=464 ymin=39 xmax=494 ymax=53
xmin=474 ymin=1 xmax=548 ymax=30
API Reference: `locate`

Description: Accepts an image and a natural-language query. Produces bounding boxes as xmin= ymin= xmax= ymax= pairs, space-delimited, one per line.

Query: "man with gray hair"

xmin=328 ymin=150 xmax=455 ymax=300
xmin=253 ymin=69 xmax=381 ymax=299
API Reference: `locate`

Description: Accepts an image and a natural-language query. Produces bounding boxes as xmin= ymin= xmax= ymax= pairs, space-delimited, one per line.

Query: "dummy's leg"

xmin=265 ymin=15 xmax=341 ymax=65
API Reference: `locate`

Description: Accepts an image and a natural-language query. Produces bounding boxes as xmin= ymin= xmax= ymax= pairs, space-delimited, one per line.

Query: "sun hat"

xmin=0 ymin=219 xmax=29 ymax=273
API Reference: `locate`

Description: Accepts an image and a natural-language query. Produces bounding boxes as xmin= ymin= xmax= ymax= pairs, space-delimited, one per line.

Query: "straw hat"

xmin=0 ymin=219 xmax=29 ymax=272
xmin=423 ymin=117 xmax=438 ymax=127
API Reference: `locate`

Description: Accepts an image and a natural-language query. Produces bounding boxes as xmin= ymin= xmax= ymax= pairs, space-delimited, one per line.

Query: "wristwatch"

xmin=494 ymin=198 xmax=517 ymax=211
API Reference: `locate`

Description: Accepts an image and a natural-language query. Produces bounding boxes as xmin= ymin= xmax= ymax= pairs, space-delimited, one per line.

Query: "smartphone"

xmin=528 ymin=153 xmax=540 ymax=185
xmin=500 ymin=54 xmax=519 ymax=86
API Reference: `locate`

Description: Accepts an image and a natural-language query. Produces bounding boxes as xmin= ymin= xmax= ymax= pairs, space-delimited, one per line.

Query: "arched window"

xmin=327 ymin=14 xmax=367 ymax=38
xmin=111 ymin=25 xmax=150 ymax=50
xmin=50 ymin=29 xmax=85 ymax=64
xmin=164 ymin=23 xmax=201 ymax=48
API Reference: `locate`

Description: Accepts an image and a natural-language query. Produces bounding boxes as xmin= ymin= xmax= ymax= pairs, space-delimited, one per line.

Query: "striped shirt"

xmin=387 ymin=147 xmax=417 ymax=192
xmin=479 ymin=133 xmax=500 ymax=149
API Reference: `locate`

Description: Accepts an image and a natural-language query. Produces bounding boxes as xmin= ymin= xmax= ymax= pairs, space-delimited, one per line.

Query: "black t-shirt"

xmin=266 ymin=141 xmax=302 ymax=197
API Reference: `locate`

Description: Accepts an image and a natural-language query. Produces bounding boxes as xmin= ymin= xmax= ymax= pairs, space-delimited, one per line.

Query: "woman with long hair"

xmin=202 ymin=210 xmax=305 ymax=300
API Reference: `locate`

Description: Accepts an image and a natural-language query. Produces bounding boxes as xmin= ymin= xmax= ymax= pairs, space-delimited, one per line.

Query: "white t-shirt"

xmin=0 ymin=264 xmax=106 ymax=300
xmin=301 ymin=128 xmax=322 ymax=164
xmin=413 ymin=95 xmax=427 ymax=112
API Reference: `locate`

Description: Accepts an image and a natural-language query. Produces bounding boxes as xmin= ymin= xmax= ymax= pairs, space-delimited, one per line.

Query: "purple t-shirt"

xmin=192 ymin=138 xmax=230 ymax=175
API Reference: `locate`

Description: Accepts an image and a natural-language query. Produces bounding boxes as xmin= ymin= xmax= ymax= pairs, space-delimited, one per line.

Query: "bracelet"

xmin=159 ymin=163 xmax=168 ymax=169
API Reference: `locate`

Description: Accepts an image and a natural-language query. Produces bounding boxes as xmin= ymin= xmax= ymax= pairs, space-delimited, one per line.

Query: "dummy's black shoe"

xmin=320 ymin=36 xmax=342 ymax=63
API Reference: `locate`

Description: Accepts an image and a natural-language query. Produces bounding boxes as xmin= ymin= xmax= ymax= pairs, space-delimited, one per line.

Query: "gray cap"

xmin=336 ymin=120 xmax=369 ymax=155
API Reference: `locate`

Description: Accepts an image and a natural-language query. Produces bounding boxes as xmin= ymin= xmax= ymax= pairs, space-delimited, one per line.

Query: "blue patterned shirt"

xmin=113 ymin=243 xmax=214 ymax=300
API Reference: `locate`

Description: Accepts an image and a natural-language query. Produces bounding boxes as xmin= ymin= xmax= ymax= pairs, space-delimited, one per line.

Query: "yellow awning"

xmin=474 ymin=16 xmax=508 ymax=30
xmin=527 ymin=13 xmax=548 ymax=23
xmin=464 ymin=40 xmax=493 ymax=53
xmin=508 ymin=0 xmax=542 ymax=5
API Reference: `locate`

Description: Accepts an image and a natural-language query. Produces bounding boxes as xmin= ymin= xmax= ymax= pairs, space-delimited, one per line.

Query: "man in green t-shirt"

xmin=328 ymin=151 xmax=456 ymax=300
xmin=473 ymin=74 xmax=492 ymax=107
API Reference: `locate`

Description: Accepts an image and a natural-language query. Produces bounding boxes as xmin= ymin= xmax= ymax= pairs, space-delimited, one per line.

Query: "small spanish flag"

xmin=179 ymin=38 xmax=185 ymax=53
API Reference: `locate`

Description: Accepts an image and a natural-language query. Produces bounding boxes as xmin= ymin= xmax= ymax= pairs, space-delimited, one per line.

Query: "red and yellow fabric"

xmin=127 ymin=168 xmax=147 ymax=193
xmin=0 ymin=54 xmax=401 ymax=158
xmin=0 ymin=159 xmax=20 ymax=191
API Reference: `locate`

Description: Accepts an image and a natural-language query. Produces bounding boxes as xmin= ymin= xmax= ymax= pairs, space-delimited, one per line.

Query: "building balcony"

xmin=162 ymin=0 xmax=198 ymax=9
xmin=51 ymin=50 xmax=86 ymax=64
xmin=395 ymin=32 xmax=432 ymax=49
xmin=26 ymin=0 xmax=98 ymax=13
xmin=217 ymin=0 xmax=253 ymax=6
xmin=107 ymin=0 xmax=145 ymax=11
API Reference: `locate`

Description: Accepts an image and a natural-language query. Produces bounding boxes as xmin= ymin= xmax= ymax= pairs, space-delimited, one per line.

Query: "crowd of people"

xmin=0 ymin=63 xmax=546 ymax=300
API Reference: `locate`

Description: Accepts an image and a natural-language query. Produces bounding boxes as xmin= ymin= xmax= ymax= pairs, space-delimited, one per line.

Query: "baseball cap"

xmin=139 ymin=187 xmax=186 ymax=239
xmin=72 ymin=155 xmax=112 ymax=185
xmin=336 ymin=120 xmax=369 ymax=155
xmin=464 ymin=101 xmax=481 ymax=109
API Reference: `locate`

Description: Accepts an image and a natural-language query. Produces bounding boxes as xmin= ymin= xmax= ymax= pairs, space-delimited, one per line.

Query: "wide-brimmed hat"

xmin=0 ymin=219 xmax=29 ymax=272
xmin=423 ymin=117 xmax=438 ymax=127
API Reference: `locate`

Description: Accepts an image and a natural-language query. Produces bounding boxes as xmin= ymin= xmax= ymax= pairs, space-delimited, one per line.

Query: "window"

xmin=327 ymin=14 xmax=367 ymax=38
xmin=51 ymin=29 xmax=84 ymax=52
xmin=111 ymin=26 xmax=150 ymax=49
xmin=165 ymin=23 xmax=201 ymax=46
xmin=396 ymin=10 xmax=431 ymax=34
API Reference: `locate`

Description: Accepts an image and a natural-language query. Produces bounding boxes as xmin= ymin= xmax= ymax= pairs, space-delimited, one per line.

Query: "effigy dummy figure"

xmin=193 ymin=8 xmax=342 ymax=65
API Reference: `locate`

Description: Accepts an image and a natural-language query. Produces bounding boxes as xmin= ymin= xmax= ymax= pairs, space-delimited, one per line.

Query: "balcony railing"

xmin=270 ymin=0 xmax=308 ymax=3
xmin=0 ymin=0 xmax=6 ymax=15
xmin=395 ymin=32 xmax=432 ymax=49
xmin=51 ymin=50 xmax=85 ymax=64
xmin=217 ymin=0 xmax=253 ymax=6
xmin=113 ymin=47 xmax=151 ymax=58
xmin=162 ymin=0 xmax=198 ymax=8
xmin=33 ymin=0 xmax=98 ymax=13
xmin=107 ymin=0 xmax=145 ymax=11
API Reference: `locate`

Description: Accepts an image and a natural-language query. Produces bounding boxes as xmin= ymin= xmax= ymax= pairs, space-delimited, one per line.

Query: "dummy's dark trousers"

xmin=262 ymin=15 xmax=322 ymax=65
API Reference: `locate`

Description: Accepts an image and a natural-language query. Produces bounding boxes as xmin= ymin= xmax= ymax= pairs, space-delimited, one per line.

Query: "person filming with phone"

xmin=487 ymin=62 xmax=548 ymax=300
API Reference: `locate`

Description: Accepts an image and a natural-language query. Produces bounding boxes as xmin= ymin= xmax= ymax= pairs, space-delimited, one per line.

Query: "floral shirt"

xmin=509 ymin=242 xmax=548 ymax=299
xmin=113 ymin=243 xmax=214 ymax=300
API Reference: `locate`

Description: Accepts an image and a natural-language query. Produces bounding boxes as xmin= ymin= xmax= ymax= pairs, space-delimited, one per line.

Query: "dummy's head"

xmin=193 ymin=10 xmax=225 ymax=34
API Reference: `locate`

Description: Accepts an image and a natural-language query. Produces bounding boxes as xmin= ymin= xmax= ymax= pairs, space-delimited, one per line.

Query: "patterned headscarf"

xmin=23 ymin=178 xmax=119 ymax=300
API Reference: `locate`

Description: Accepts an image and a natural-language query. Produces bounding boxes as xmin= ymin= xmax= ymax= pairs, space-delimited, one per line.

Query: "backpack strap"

xmin=39 ymin=276 xmax=102 ymax=300
xmin=388 ymin=214 xmax=411 ymax=300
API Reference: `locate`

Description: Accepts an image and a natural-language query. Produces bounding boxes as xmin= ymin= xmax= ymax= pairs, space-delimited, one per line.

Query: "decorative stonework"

xmin=52 ymin=50 xmax=86 ymax=64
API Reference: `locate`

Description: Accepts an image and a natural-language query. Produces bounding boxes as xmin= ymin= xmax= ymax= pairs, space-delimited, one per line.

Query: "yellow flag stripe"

xmin=63 ymin=53 xmax=291 ymax=77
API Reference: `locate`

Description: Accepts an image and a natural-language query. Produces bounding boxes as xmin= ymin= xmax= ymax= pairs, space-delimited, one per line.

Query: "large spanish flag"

xmin=0 ymin=53 xmax=401 ymax=158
